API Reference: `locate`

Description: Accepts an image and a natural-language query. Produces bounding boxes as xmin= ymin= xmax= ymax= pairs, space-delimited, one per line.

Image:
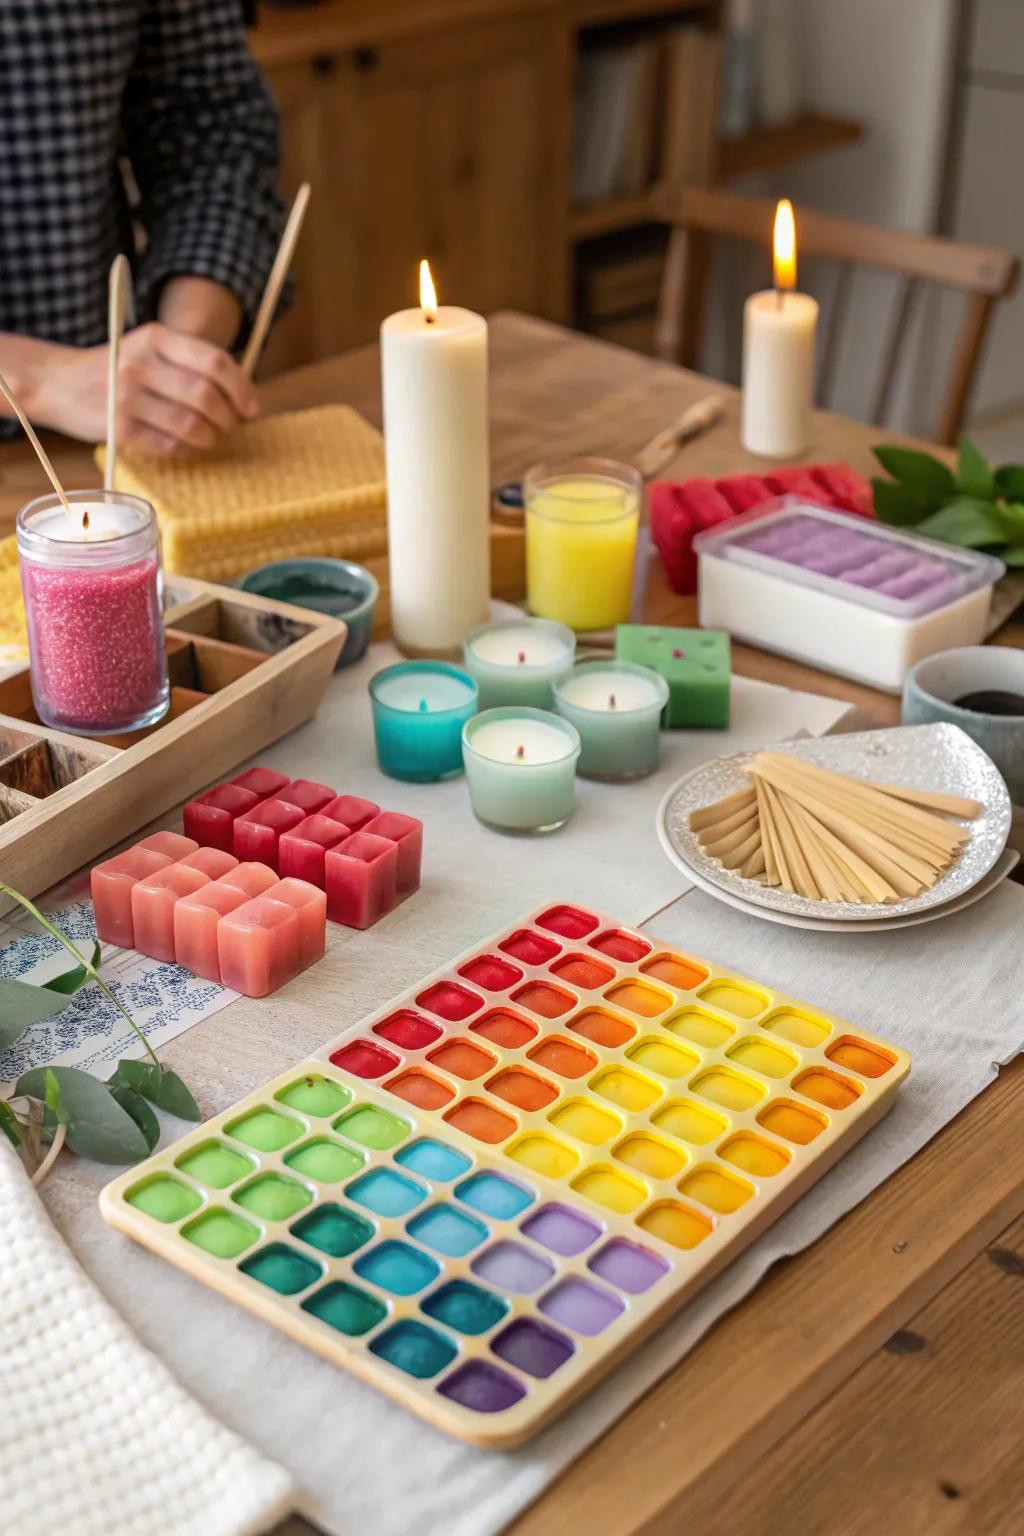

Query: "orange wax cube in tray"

xmin=101 ymin=902 xmax=910 ymax=1447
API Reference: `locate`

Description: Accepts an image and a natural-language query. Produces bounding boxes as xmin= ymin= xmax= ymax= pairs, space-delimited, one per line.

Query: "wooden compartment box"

xmin=0 ymin=578 xmax=345 ymax=905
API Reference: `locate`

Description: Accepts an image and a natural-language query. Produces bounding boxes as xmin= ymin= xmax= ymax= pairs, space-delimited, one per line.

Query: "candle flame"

xmin=419 ymin=259 xmax=438 ymax=323
xmin=773 ymin=199 xmax=797 ymax=293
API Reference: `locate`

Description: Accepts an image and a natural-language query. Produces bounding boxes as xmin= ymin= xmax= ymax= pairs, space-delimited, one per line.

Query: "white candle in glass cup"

xmin=462 ymin=707 xmax=581 ymax=833
xmin=463 ymin=618 xmax=576 ymax=708
xmin=742 ymin=199 xmax=819 ymax=458
xmin=553 ymin=661 xmax=668 ymax=781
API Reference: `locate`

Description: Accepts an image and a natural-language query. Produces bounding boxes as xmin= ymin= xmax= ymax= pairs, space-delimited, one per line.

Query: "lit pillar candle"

xmin=553 ymin=661 xmax=668 ymax=781
xmin=369 ymin=661 xmax=479 ymax=782
xmin=381 ymin=260 xmax=490 ymax=657
xmin=742 ymin=199 xmax=819 ymax=458
xmin=463 ymin=618 xmax=576 ymax=708
xmin=462 ymin=708 xmax=581 ymax=833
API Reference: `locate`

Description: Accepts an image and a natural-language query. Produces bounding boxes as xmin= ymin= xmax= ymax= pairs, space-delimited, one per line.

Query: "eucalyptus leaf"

xmin=992 ymin=502 xmax=1024 ymax=545
xmin=995 ymin=464 xmax=1024 ymax=500
xmin=42 ymin=941 xmax=102 ymax=995
xmin=0 ymin=976 xmax=72 ymax=1051
xmin=15 ymin=1065 xmax=149 ymax=1164
xmin=0 ymin=1099 xmax=22 ymax=1148
xmin=111 ymin=1058 xmax=200 ymax=1121
xmin=108 ymin=1082 xmax=160 ymax=1152
xmin=873 ymin=446 xmax=956 ymax=503
xmin=915 ymin=499 xmax=1006 ymax=549
xmin=956 ymin=438 xmax=994 ymax=499
xmin=1002 ymin=545 xmax=1024 ymax=567
xmin=871 ymin=477 xmax=925 ymax=527
xmin=44 ymin=1068 xmax=62 ymax=1119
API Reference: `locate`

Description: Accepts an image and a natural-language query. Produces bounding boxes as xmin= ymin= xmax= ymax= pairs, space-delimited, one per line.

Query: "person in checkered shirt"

xmin=0 ymin=1 xmax=287 ymax=456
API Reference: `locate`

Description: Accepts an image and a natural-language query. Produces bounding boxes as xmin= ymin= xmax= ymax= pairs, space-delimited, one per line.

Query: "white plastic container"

xmin=695 ymin=500 xmax=1004 ymax=694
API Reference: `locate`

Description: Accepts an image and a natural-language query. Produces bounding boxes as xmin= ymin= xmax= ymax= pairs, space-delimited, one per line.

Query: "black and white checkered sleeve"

xmin=124 ymin=0 xmax=287 ymax=333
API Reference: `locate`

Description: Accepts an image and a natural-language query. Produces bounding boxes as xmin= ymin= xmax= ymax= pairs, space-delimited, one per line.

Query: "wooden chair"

xmin=653 ymin=186 xmax=1020 ymax=444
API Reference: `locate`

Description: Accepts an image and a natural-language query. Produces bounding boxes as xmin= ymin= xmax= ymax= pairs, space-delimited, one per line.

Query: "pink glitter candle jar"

xmin=17 ymin=490 xmax=169 ymax=734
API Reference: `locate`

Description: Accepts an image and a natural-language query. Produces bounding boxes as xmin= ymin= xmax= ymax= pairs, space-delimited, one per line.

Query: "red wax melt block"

xmin=458 ymin=954 xmax=523 ymax=992
xmin=138 ymin=831 xmax=197 ymax=862
xmin=221 ymin=862 xmax=279 ymax=898
xmin=323 ymin=794 xmax=380 ymax=833
xmin=183 ymin=784 xmax=259 ymax=851
xmin=649 ymin=479 xmax=736 ymax=594
xmin=417 ymin=981 xmax=484 ymax=1022
xmin=173 ymin=882 xmax=248 ymax=983
xmin=325 ymin=832 xmax=398 ymax=929
xmin=374 ymin=1011 xmax=443 ymax=1049
xmin=231 ymin=767 xmax=289 ymax=798
xmin=278 ymin=814 xmax=348 ymax=886
xmin=268 ymin=878 xmax=327 ymax=968
xmin=590 ymin=929 xmax=652 ymax=963
xmin=91 ymin=846 xmax=173 ymax=948
xmin=718 ymin=473 xmax=772 ymax=514
xmin=499 ymin=929 xmax=561 ymax=966
xmin=362 ymin=811 xmax=423 ymax=897
xmin=179 ymin=847 xmax=238 ymax=880
xmin=281 ymin=778 xmax=336 ymax=815
xmin=217 ymin=895 xmax=302 ymax=998
xmin=536 ymin=905 xmax=600 ymax=940
xmin=233 ymin=798 xmax=305 ymax=870
xmin=330 ymin=1039 xmax=400 ymax=1079
xmin=132 ymin=864 xmax=210 ymax=963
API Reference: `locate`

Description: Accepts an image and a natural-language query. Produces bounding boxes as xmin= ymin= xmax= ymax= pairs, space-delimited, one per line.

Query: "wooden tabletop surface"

xmin=4 ymin=314 xmax=1022 ymax=1536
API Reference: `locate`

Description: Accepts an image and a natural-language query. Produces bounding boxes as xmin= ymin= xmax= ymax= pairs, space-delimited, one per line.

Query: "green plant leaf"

xmin=873 ymin=445 xmax=956 ymax=503
xmin=1001 ymin=545 xmax=1024 ymax=566
xmin=15 ymin=1065 xmax=150 ymax=1164
xmin=42 ymin=941 xmax=102 ymax=995
xmin=44 ymin=1068 xmax=63 ymax=1119
xmin=0 ymin=977 xmax=73 ymax=1051
xmin=916 ymin=498 xmax=1006 ymax=549
xmin=991 ymin=502 xmax=1024 ymax=545
xmin=995 ymin=464 xmax=1024 ymax=500
xmin=108 ymin=1082 xmax=160 ymax=1152
xmin=871 ymin=477 xmax=926 ymax=526
xmin=956 ymin=438 xmax=995 ymax=498
xmin=0 ymin=1099 xmax=22 ymax=1148
xmin=111 ymin=1059 xmax=200 ymax=1121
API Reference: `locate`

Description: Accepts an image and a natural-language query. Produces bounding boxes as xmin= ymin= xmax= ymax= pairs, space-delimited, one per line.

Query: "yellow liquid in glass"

xmin=526 ymin=476 xmax=639 ymax=631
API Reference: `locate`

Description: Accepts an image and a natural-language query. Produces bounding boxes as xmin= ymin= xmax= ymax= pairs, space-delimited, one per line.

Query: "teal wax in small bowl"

xmin=370 ymin=661 xmax=479 ymax=782
xmin=239 ymin=557 xmax=379 ymax=668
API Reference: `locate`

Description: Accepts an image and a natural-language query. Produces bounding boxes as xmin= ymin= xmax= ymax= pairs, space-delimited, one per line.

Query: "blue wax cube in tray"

xmin=615 ymin=625 xmax=731 ymax=729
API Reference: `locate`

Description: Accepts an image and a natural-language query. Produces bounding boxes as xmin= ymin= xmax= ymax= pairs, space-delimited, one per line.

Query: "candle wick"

xmin=516 ymin=650 xmax=526 ymax=665
xmin=418 ymin=698 xmax=428 ymax=712
xmin=425 ymin=314 xmax=436 ymax=326
xmin=609 ymin=692 xmax=617 ymax=709
xmin=776 ymin=286 xmax=784 ymax=312
xmin=82 ymin=509 xmax=90 ymax=532
xmin=516 ymin=744 xmax=525 ymax=759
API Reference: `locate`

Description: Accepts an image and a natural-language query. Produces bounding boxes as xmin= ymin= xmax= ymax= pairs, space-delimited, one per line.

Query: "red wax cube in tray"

xmin=325 ymin=832 xmax=398 ymax=929
xmin=184 ymin=784 xmax=259 ymax=852
xmin=91 ymin=846 xmax=173 ymax=948
xmin=174 ymin=882 xmax=249 ymax=983
xmin=218 ymin=896 xmax=303 ymax=998
xmin=233 ymin=799 xmax=306 ymax=869
xmin=281 ymin=778 xmax=336 ymax=815
xmin=322 ymin=794 xmax=380 ymax=833
xmin=278 ymin=814 xmax=349 ymax=886
xmin=132 ymin=864 xmax=210 ymax=963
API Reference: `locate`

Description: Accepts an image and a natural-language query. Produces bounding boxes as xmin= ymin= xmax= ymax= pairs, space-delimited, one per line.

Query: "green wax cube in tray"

xmin=615 ymin=625 xmax=730 ymax=728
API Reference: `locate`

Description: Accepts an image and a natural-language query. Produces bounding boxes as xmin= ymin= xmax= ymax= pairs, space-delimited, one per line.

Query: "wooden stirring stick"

xmin=241 ymin=181 xmax=311 ymax=379
xmin=104 ymin=254 xmax=131 ymax=493
xmin=0 ymin=372 xmax=72 ymax=516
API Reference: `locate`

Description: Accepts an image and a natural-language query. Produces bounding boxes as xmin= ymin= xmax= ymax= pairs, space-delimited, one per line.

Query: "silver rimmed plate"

xmin=657 ymin=723 xmax=1011 ymax=923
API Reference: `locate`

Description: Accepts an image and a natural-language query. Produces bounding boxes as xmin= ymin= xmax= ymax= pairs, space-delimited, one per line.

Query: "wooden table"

xmin=4 ymin=315 xmax=1022 ymax=1536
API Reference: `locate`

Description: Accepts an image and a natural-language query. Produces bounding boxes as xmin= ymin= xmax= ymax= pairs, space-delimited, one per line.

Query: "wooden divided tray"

xmin=0 ymin=578 xmax=345 ymax=904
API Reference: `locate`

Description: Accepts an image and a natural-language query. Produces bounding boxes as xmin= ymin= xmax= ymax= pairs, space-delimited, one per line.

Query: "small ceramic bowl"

xmin=903 ymin=645 xmax=1024 ymax=802
xmin=239 ymin=557 xmax=378 ymax=669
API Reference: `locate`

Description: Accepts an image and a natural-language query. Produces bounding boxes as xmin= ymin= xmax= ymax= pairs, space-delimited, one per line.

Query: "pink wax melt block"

xmin=278 ymin=814 xmax=349 ymax=886
xmin=233 ymin=798 xmax=305 ymax=870
xmin=183 ymin=784 xmax=259 ymax=852
xmin=173 ymin=882 xmax=248 ymax=983
xmin=217 ymin=895 xmax=302 ymax=997
xmin=325 ymin=832 xmax=398 ymax=929
xmin=230 ymin=766 xmax=289 ymax=799
xmin=268 ymin=878 xmax=327 ymax=968
xmin=138 ymin=831 xmax=197 ymax=862
xmin=132 ymin=864 xmax=210 ymax=963
xmin=363 ymin=811 xmax=423 ymax=897
xmin=179 ymin=847 xmax=238 ymax=880
xmin=91 ymin=846 xmax=173 ymax=948
xmin=281 ymin=778 xmax=336 ymax=815
xmin=322 ymin=794 xmax=380 ymax=833
xmin=220 ymin=862 xmax=279 ymax=898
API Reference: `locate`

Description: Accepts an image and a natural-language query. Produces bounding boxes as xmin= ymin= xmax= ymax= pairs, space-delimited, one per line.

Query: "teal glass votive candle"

xmin=370 ymin=662 xmax=478 ymax=782
xmin=553 ymin=661 xmax=668 ymax=782
xmin=463 ymin=618 xmax=575 ymax=709
xmin=462 ymin=707 xmax=581 ymax=833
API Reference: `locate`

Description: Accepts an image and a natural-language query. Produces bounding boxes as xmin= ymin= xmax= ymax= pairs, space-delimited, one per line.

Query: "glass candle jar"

xmin=525 ymin=457 xmax=641 ymax=631
xmin=553 ymin=661 xmax=668 ymax=781
xmin=370 ymin=661 xmax=479 ymax=781
xmin=463 ymin=617 xmax=575 ymax=709
xmin=462 ymin=707 xmax=581 ymax=833
xmin=17 ymin=491 xmax=169 ymax=735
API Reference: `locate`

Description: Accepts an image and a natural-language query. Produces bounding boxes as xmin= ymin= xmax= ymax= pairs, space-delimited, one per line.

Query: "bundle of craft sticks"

xmin=688 ymin=753 xmax=983 ymax=903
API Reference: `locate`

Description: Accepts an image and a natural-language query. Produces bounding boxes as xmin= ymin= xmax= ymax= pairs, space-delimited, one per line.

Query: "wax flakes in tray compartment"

xmin=100 ymin=903 xmax=910 ymax=1446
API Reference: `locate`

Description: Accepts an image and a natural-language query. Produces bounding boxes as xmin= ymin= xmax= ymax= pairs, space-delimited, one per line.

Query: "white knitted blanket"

xmin=0 ymin=1140 xmax=294 ymax=1536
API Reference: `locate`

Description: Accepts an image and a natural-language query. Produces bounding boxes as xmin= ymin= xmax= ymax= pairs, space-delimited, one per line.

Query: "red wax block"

xmin=499 ymin=929 xmax=561 ymax=966
xmin=217 ymin=895 xmax=302 ymax=998
xmin=458 ymin=954 xmax=523 ymax=992
xmin=280 ymin=778 xmax=336 ymax=815
xmin=329 ymin=1039 xmax=400 ymax=1079
xmin=221 ymin=862 xmax=279 ymax=898
xmin=173 ymin=882 xmax=248 ymax=983
xmin=132 ymin=864 xmax=210 ymax=963
xmin=764 ymin=469 xmax=825 ymax=500
xmin=374 ymin=1011 xmax=443 ymax=1049
xmin=91 ymin=846 xmax=172 ymax=949
xmin=183 ymin=784 xmax=259 ymax=852
xmin=179 ymin=847 xmax=238 ymax=880
xmin=716 ymin=473 xmax=774 ymax=514
xmin=322 ymin=794 xmax=380 ymax=833
xmin=417 ymin=981 xmax=485 ymax=1022
xmin=649 ymin=480 xmax=735 ymax=595
xmin=233 ymin=798 xmax=306 ymax=870
xmin=589 ymin=929 xmax=652 ymax=963
xmin=536 ymin=904 xmax=600 ymax=940
xmin=267 ymin=878 xmax=327 ymax=969
xmin=138 ymin=831 xmax=198 ymax=862
xmin=324 ymin=831 xmax=398 ymax=929
xmin=810 ymin=463 xmax=873 ymax=516
xmin=230 ymin=766 xmax=290 ymax=799
xmin=363 ymin=811 xmax=423 ymax=897
xmin=278 ymin=814 xmax=349 ymax=887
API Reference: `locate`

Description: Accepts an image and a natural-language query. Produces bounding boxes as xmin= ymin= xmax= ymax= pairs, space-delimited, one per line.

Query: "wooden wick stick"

xmin=104 ymin=254 xmax=131 ymax=493
xmin=241 ymin=181 xmax=311 ymax=379
xmin=754 ymin=776 xmax=779 ymax=886
xmin=770 ymin=792 xmax=821 ymax=899
xmin=760 ymin=781 xmax=796 ymax=893
xmin=0 ymin=373 xmax=71 ymax=515
xmin=716 ymin=828 xmax=762 ymax=870
xmin=701 ymin=815 xmax=759 ymax=858
xmin=693 ymin=798 xmax=761 ymax=843
xmin=852 ymin=777 xmax=982 ymax=821
xmin=756 ymin=754 xmax=966 ymax=845
xmin=755 ymin=755 xmax=963 ymax=854
xmin=689 ymin=784 xmax=756 ymax=831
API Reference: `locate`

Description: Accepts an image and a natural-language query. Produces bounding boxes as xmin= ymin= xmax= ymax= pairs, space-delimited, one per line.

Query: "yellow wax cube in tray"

xmin=100 ymin=902 xmax=910 ymax=1447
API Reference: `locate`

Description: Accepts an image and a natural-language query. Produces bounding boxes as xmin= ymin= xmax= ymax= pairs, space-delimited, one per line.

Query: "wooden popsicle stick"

xmin=241 ymin=181 xmax=311 ymax=379
xmin=779 ymin=797 xmax=900 ymax=902
xmin=760 ymin=781 xmax=797 ymax=893
xmin=739 ymin=843 xmax=766 ymax=879
xmin=693 ymin=798 xmax=764 ymax=843
xmin=700 ymin=815 xmax=760 ymax=858
xmin=755 ymin=754 xmax=969 ymax=845
xmin=689 ymin=784 xmax=756 ymax=831
xmin=797 ymin=815 xmax=864 ymax=903
xmin=845 ymin=773 xmax=982 ymax=820
xmin=754 ymin=777 xmax=780 ymax=886
xmin=104 ymin=254 xmax=131 ymax=492
xmin=715 ymin=829 xmax=762 ymax=870
xmin=797 ymin=808 xmax=877 ymax=902
xmin=754 ymin=755 xmax=964 ymax=854
xmin=770 ymin=791 xmax=821 ymax=899
xmin=0 ymin=373 xmax=71 ymax=516
xmin=782 ymin=797 xmax=846 ymax=901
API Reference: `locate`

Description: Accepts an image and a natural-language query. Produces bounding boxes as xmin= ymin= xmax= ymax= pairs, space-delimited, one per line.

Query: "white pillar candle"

xmin=742 ymin=199 xmax=818 ymax=458
xmin=381 ymin=260 xmax=490 ymax=657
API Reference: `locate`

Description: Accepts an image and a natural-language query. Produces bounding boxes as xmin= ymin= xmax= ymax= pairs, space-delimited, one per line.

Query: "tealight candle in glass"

xmin=525 ymin=457 xmax=641 ymax=631
xmin=553 ymin=661 xmax=668 ymax=781
xmin=462 ymin=707 xmax=581 ymax=833
xmin=370 ymin=661 xmax=478 ymax=782
xmin=17 ymin=490 xmax=169 ymax=735
xmin=463 ymin=618 xmax=575 ymax=709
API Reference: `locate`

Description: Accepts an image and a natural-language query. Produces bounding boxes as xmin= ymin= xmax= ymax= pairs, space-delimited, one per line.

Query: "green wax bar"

xmin=334 ymin=1104 xmax=409 ymax=1150
xmin=615 ymin=625 xmax=731 ymax=728
xmin=126 ymin=1175 xmax=201 ymax=1223
xmin=226 ymin=1107 xmax=304 ymax=1152
xmin=285 ymin=1138 xmax=364 ymax=1182
xmin=176 ymin=1141 xmax=254 ymax=1189
xmin=233 ymin=1174 xmax=313 ymax=1221
xmin=183 ymin=1208 xmax=259 ymax=1259
xmin=276 ymin=1075 xmax=352 ymax=1117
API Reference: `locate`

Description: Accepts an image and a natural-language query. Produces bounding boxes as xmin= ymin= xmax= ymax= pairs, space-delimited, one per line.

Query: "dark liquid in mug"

xmin=953 ymin=689 xmax=1024 ymax=717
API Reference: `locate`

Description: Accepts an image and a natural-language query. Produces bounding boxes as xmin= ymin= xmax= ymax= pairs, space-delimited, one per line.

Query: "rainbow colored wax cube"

xmin=614 ymin=625 xmax=730 ymax=728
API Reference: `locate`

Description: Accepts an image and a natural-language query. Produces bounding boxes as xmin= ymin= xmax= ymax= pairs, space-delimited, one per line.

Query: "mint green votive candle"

xmin=462 ymin=707 xmax=581 ymax=833
xmin=463 ymin=618 xmax=575 ymax=709
xmin=553 ymin=661 xmax=668 ymax=781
